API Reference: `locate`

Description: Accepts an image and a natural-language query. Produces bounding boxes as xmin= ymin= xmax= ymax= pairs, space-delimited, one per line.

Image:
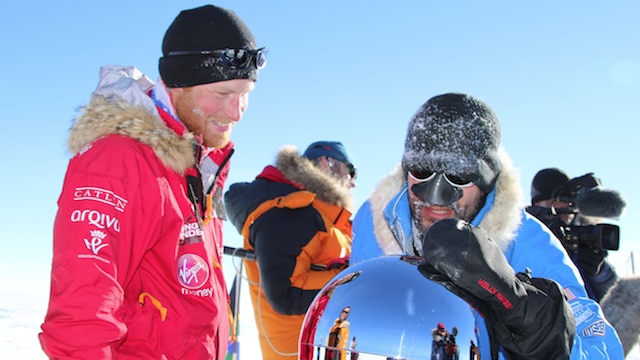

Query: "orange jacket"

xmin=225 ymin=152 xmax=353 ymax=360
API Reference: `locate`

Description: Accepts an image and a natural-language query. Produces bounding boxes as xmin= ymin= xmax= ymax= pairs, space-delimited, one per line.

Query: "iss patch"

xmin=581 ymin=320 xmax=606 ymax=337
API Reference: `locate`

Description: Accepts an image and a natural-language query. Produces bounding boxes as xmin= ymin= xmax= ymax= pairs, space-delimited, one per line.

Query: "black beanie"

xmin=402 ymin=93 xmax=502 ymax=193
xmin=530 ymin=168 xmax=570 ymax=204
xmin=159 ymin=5 xmax=260 ymax=88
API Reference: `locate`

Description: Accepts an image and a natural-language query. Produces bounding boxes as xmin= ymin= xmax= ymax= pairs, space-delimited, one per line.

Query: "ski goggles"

xmin=166 ymin=47 xmax=268 ymax=70
xmin=408 ymin=171 xmax=468 ymax=206
xmin=408 ymin=170 xmax=473 ymax=188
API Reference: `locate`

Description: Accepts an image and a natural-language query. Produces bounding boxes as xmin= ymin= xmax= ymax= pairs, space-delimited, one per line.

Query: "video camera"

xmin=527 ymin=206 xmax=619 ymax=252
xmin=526 ymin=173 xmax=626 ymax=253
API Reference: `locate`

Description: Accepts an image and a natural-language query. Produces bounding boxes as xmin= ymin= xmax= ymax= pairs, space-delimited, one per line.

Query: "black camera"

xmin=526 ymin=172 xmax=625 ymax=253
xmin=560 ymin=223 xmax=619 ymax=252
xmin=526 ymin=206 xmax=620 ymax=252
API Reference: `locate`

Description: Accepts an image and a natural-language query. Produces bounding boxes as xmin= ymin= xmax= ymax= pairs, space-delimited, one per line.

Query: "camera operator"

xmin=526 ymin=168 xmax=624 ymax=302
xmin=528 ymin=169 xmax=640 ymax=356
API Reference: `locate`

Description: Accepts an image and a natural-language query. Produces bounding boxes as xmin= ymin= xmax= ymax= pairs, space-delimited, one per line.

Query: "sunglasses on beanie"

xmin=167 ymin=47 xmax=268 ymax=70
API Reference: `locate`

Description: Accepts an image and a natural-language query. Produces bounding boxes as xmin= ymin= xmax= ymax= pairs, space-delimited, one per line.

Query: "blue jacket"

xmin=351 ymin=156 xmax=623 ymax=359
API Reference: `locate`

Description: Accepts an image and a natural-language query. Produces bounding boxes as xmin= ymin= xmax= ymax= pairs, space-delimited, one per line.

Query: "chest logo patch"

xmin=177 ymin=253 xmax=210 ymax=289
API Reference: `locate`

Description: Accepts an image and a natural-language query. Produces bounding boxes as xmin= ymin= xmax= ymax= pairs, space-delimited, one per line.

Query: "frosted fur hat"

xmin=402 ymin=93 xmax=502 ymax=193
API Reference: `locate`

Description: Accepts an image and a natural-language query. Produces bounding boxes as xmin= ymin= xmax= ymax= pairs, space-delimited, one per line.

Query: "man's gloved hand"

xmin=576 ymin=247 xmax=607 ymax=275
xmin=417 ymin=219 xmax=575 ymax=360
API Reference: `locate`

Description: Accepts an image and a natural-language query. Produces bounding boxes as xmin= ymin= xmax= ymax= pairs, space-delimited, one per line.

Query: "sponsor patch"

xmin=84 ymin=229 xmax=109 ymax=255
xmin=572 ymin=303 xmax=596 ymax=326
xmin=177 ymin=253 xmax=210 ymax=291
xmin=179 ymin=219 xmax=204 ymax=246
xmin=582 ymin=320 xmax=606 ymax=337
xmin=77 ymin=230 xmax=111 ymax=264
xmin=71 ymin=209 xmax=120 ymax=232
xmin=73 ymin=187 xmax=128 ymax=212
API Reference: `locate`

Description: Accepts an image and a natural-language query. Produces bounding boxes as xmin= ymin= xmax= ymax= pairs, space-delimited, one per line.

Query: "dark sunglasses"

xmin=341 ymin=310 xmax=350 ymax=314
xmin=408 ymin=170 xmax=473 ymax=188
xmin=326 ymin=157 xmax=357 ymax=180
xmin=345 ymin=163 xmax=357 ymax=180
xmin=166 ymin=47 xmax=268 ymax=70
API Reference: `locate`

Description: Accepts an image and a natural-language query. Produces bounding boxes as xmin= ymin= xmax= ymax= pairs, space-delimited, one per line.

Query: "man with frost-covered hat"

xmin=350 ymin=93 xmax=623 ymax=359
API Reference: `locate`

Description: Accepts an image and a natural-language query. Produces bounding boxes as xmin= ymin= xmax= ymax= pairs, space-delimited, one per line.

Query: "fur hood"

xmin=225 ymin=145 xmax=354 ymax=234
xmin=368 ymin=149 xmax=522 ymax=254
xmin=67 ymin=96 xmax=196 ymax=174
xmin=600 ymin=276 xmax=640 ymax=357
xmin=275 ymin=145 xmax=354 ymax=212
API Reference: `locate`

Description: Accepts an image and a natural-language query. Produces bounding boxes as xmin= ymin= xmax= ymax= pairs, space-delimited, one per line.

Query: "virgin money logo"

xmin=73 ymin=187 xmax=128 ymax=212
xmin=177 ymin=254 xmax=210 ymax=290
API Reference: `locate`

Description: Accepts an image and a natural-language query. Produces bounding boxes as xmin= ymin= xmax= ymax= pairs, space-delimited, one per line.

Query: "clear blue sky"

xmin=0 ymin=0 xmax=639 ymax=357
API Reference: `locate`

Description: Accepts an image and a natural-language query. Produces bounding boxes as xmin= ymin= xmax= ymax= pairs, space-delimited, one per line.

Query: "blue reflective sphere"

xmin=300 ymin=255 xmax=479 ymax=360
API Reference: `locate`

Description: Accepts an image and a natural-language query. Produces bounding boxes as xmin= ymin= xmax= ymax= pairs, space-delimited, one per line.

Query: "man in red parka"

xmin=39 ymin=5 xmax=266 ymax=359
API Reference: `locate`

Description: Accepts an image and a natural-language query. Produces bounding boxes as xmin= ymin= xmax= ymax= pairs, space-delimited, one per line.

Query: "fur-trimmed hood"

xmin=275 ymin=145 xmax=353 ymax=211
xmin=600 ymin=275 xmax=640 ymax=357
xmin=225 ymin=145 xmax=354 ymax=234
xmin=68 ymin=96 xmax=196 ymax=174
xmin=368 ymin=149 xmax=523 ymax=255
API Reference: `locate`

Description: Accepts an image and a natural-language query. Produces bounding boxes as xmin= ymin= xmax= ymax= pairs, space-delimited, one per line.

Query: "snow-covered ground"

xmin=0 ymin=281 xmax=263 ymax=359
xmin=0 ymin=291 xmax=48 ymax=359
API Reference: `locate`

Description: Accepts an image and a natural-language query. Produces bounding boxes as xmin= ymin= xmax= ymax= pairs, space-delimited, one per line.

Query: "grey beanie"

xmin=402 ymin=93 xmax=502 ymax=193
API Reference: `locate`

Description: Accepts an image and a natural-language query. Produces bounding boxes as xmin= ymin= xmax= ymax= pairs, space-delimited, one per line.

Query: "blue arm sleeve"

xmin=350 ymin=200 xmax=384 ymax=265
xmin=509 ymin=214 xmax=624 ymax=359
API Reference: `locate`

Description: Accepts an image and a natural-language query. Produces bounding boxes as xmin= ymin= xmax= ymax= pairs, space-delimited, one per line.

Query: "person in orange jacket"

xmin=326 ymin=306 xmax=352 ymax=360
xmin=225 ymin=141 xmax=356 ymax=359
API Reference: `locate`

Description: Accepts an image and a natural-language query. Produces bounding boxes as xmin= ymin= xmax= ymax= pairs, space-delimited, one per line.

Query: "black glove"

xmin=417 ymin=219 xmax=575 ymax=360
xmin=576 ymin=247 xmax=607 ymax=275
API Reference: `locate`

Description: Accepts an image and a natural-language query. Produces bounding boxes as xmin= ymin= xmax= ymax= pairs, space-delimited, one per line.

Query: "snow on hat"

xmin=402 ymin=93 xmax=502 ymax=193
xmin=530 ymin=167 xmax=570 ymax=205
xmin=159 ymin=5 xmax=261 ymax=88
xmin=303 ymin=141 xmax=356 ymax=177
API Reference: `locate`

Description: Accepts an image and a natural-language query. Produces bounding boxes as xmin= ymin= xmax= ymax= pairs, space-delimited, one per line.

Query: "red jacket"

xmin=39 ymin=91 xmax=231 ymax=359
